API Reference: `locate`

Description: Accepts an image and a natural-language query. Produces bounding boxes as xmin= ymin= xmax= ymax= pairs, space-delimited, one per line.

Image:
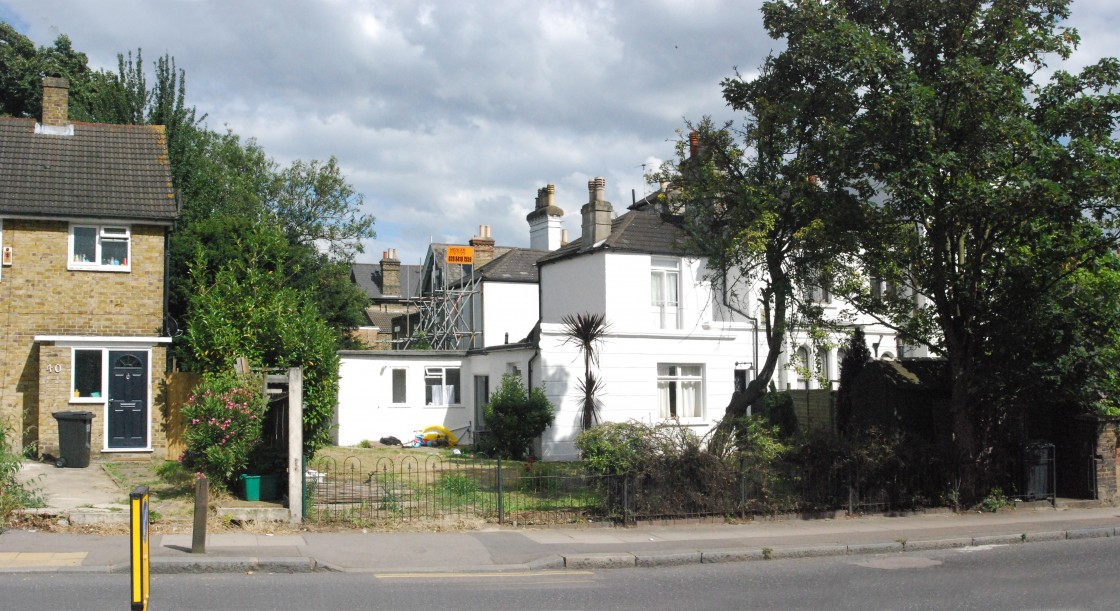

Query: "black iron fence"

xmin=301 ymin=454 xmax=906 ymax=526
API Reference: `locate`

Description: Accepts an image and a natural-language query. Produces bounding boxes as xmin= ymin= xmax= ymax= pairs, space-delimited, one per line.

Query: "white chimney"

xmin=526 ymin=183 xmax=565 ymax=250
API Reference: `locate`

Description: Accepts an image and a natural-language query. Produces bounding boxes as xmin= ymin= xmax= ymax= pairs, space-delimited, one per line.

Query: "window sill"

xmin=68 ymin=264 xmax=132 ymax=273
xmin=70 ymin=398 xmax=105 ymax=405
xmin=424 ymin=404 xmax=464 ymax=409
xmin=661 ymin=419 xmax=707 ymax=427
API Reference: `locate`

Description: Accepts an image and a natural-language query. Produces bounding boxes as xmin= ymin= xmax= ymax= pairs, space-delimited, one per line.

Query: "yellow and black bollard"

xmin=130 ymin=486 xmax=150 ymax=611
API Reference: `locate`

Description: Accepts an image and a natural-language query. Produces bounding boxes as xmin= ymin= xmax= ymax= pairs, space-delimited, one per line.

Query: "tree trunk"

xmin=946 ymin=335 xmax=980 ymax=505
xmin=711 ymin=261 xmax=789 ymax=455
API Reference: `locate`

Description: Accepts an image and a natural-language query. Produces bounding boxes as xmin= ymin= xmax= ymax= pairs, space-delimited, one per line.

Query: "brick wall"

xmin=0 ymin=218 xmax=168 ymax=457
xmin=1059 ymin=415 xmax=1119 ymax=502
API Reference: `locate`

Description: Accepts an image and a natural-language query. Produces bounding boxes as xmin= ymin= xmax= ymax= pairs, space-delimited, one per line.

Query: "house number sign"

xmin=45 ymin=364 xmax=64 ymax=374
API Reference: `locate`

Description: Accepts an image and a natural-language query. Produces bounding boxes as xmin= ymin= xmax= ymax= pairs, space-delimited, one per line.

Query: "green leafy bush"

xmin=575 ymin=421 xmax=659 ymax=475
xmin=478 ymin=374 xmax=555 ymax=460
xmin=1 ymin=422 xmax=43 ymax=519
xmin=753 ymin=391 xmax=798 ymax=438
xmin=179 ymin=372 xmax=267 ymax=487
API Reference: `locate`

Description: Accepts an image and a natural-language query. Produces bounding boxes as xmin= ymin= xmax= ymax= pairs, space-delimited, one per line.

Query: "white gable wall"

xmin=539 ymin=254 xmax=607 ymax=322
xmin=480 ymin=281 xmax=538 ymax=347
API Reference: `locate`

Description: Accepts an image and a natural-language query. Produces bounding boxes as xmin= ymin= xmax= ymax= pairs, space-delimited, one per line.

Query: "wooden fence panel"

xmin=787 ymin=389 xmax=836 ymax=434
xmin=163 ymin=371 xmax=201 ymax=461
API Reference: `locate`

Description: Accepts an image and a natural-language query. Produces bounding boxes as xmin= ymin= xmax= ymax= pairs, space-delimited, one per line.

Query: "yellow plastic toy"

xmin=420 ymin=425 xmax=458 ymax=447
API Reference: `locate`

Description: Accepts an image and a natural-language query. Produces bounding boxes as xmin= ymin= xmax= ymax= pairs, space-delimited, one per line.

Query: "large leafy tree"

xmin=658 ymin=42 xmax=866 ymax=449
xmin=751 ymin=0 xmax=1120 ymax=499
xmin=182 ymin=222 xmax=341 ymax=456
xmin=271 ymin=156 xmax=375 ymax=262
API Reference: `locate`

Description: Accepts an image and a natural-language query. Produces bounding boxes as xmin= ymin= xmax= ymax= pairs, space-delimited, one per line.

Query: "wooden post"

xmin=288 ymin=367 xmax=304 ymax=525
xmin=191 ymin=475 xmax=208 ymax=554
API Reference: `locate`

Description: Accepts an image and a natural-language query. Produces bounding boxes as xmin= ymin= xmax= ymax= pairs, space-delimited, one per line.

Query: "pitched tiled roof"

xmin=477 ymin=248 xmax=547 ymax=283
xmin=538 ymin=204 xmax=687 ymax=265
xmin=364 ymin=309 xmax=399 ymax=330
xmin=0 ymin=118 xmax=178 ymax=222
xmin=351 ymin=262 xmax=423 ymax=299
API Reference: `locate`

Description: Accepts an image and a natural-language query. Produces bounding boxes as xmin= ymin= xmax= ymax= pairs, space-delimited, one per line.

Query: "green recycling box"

xmin=240 ymin=474 xmax=280 ymax=501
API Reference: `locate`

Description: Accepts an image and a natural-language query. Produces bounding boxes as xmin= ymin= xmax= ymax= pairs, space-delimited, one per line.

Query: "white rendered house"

xmin=336 ymin=177 xmax=902 ymax=457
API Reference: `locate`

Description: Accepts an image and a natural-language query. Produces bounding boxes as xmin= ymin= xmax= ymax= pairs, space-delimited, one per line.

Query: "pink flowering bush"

xmin=180 ymin=372 xmax=267 ymax=487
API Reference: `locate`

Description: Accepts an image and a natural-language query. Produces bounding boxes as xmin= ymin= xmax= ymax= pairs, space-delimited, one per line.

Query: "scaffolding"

xmin=399 ymin=252 xmax=482 ymax=351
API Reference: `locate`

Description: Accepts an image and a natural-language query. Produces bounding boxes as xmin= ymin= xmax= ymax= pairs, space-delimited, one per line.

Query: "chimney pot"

xmin=689 ymin=130 xmax=699 ymax=158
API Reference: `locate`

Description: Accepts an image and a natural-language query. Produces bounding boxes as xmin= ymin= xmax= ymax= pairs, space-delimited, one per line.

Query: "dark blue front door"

xmin=108 ymin=351 xmax=147 ymax=448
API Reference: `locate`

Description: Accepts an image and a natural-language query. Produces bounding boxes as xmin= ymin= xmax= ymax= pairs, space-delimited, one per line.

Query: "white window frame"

xmin=68 ymin=224 xmax=131 ymax=272
xmin=0 ymin=217 xmax=4 ymax=281
xmin=657 ymin=363 xmax=704 ymax=421
xmin=389 ymin=368 xmax=408 ymax=406
xmin=651 ymin=257 xmax=681 ymax=330
xmin=424 ymin=366 xmax=461 ymax=407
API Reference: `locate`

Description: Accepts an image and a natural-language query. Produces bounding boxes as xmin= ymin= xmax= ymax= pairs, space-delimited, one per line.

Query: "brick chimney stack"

xmin=580 ymin=177 xmax=613 ymax=246
xmin=469 ymin=224 xmax=496 ymax=267
xmin=41 ymin=77 xmax=70 ymax=127
xmin=526 ymin=183 xmax=565 ymax=251
xmin=380 ymin=248 xmax=401 ymax=296
xmin=689 ymin=130 xmax=699 ymax=158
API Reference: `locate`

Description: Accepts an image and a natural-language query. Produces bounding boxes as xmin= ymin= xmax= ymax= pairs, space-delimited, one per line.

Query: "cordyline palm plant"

xmin=561 ymin=312 xmax=611 ymax=430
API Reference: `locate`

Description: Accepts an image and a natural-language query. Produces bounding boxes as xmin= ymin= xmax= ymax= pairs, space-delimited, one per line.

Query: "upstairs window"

xmin=69 ymin=225 xmax=131 ymax=271
xmin=651 ymin=257 xmax=681 ymax=329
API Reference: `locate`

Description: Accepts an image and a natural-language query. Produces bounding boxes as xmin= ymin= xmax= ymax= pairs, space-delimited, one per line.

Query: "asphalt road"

xmin=3 ymin=536 xmax=1116 ymax=610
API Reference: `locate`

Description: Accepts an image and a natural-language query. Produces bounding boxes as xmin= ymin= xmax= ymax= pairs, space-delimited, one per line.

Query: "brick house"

xmin=350 ymin=248 xmax=422 ymax=349
xmin=0 ymin=78 xmax=178 ymax=460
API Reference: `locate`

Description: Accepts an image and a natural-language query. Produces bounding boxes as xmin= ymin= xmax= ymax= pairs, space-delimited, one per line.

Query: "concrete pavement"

xmin=3 ymin=505 xmax=1120 ymax=574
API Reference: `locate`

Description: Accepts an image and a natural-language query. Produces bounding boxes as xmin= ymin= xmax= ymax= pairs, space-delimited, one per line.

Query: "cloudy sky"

xmin=2 ymin=1 xmax=1117 ymax=264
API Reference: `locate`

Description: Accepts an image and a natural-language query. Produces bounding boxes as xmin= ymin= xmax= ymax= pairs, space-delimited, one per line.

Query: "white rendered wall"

xmin=481 ymin=282 xmax=538 ymax=347
xmin=336 ymin=348 xmax=538 ymax=448
xmin=539 ymin=254 xmax=606 ymax=322
xmin=336 ymin=353 xmax=472 ymax=446
xmin=534 ymin=320 xmax=754 ymax=460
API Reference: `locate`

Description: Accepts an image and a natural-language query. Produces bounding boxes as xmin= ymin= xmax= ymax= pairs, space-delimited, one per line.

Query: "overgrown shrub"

xmin=575 ymin=421 xmax=657 ymax=475
xmin=179 ymin=372 xmax=267 ymax=488
xmin=1 ymin=422 xmax=43 ymax=520
xmin=477 ymin=374 xmax=555 ymax=460
xmin=726 ymin=416 xmax=791 ymax=511
xmin=578 ymin=421 xmax=746 ymax=517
